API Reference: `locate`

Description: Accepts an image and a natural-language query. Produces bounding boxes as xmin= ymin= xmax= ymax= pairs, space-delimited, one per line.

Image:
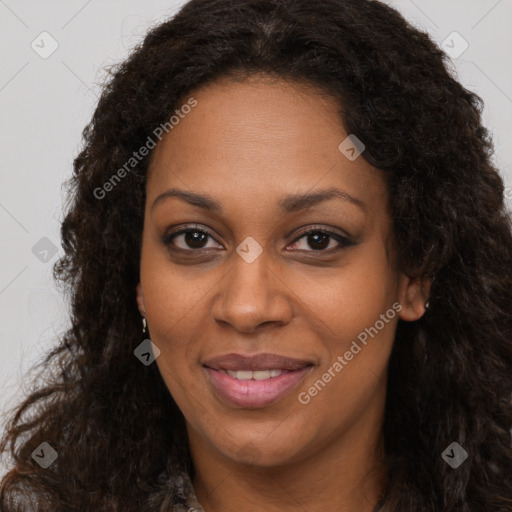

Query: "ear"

xmin=136 ymin=282 xmax=146 ymax=316
xmin=396 ymin=273 xmax=432 ymax=322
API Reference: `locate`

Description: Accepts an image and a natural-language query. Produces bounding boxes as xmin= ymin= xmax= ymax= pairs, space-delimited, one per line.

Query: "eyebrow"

xmin=151 ymin=186 xmax=365 ymax=214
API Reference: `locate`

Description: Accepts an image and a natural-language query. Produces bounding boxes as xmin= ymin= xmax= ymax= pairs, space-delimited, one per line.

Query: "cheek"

xmin=141 ymin=248 xmax=216 ymax=337
xmin=299 ymin=240 xmax=398 ymax=397
xmin=298 ymin=244 xmax=397 ymax=343
xmin=138 ymin=253 xmax=208 ymax=392
xmin=295 ymin=302 xmax=397 ymax=447
xmin=143 ymin=271 xmax=209 ymax=368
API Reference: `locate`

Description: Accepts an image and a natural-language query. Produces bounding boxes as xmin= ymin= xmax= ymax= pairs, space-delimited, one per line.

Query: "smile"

xmin=203 ymin=365 xmax=313 ymax=408
xmin=220 ymin=369 xmax=288 ymax=380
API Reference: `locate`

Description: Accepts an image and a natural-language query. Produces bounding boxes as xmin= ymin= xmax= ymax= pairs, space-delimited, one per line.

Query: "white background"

xmin=1 ymin=0 xmax=511 ymax=476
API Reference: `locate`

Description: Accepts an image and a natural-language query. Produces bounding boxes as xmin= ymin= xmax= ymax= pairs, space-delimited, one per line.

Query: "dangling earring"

xmin=142 ymin=316 xmax=147 ymax=334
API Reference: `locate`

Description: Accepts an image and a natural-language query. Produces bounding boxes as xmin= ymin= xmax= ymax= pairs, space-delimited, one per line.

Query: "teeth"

xmin=227 ymin=370 xmax=253 ymax=380
xmin=253 ymin=370 xmax=270 ymax=380
xmin=225 ymin=369 xmax=285 ymax=380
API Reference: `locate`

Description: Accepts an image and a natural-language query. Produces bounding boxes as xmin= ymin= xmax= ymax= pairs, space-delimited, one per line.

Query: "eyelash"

xmin=162 ymin=224 xmax=354 ymax=255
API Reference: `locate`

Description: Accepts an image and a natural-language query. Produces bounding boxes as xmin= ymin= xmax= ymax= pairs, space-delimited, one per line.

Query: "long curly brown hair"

xmin=1 ymin=0 xmax=512 ymax=510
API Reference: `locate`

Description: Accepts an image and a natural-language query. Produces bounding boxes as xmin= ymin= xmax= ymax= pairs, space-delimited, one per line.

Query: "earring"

xmin=142 ymin=316 xmax=147 ymax=334
xmin=425 ymin=300 xmax=430 ymax=310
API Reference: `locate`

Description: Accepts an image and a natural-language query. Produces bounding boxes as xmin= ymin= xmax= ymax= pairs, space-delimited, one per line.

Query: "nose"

xmin=211 ymin=248 xmax=293 ymax=334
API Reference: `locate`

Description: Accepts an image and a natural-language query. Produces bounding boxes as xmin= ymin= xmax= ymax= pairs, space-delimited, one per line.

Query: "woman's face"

xmin=137 ymin=75 xmax=427 ymax=468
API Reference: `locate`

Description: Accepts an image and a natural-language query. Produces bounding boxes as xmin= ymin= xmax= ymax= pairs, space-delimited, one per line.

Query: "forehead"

xmin=146 ymin=76 xmax=388 ymax=215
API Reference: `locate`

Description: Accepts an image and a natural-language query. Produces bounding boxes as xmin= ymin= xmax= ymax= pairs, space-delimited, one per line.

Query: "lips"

xmin=203 ymin=352 xmax=313 ymax=371
xmin=204 ymin=366 xmax=312 ymax=408
xmin=202 ymin=352 xmax=314 ymax=408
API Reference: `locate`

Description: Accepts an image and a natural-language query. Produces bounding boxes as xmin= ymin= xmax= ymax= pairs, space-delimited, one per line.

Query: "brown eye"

xmin=163 ymin=226 xmax=222 ymax=251
xmin=288 ymin=227 xmax=354 ymax=253
xmin=179 ymin=230 xmax=209 ymax=249
xmin=162 ymin=225 xmax=354 ymax=255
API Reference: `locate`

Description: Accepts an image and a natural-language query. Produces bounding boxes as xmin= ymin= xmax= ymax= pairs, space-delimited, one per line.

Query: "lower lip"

xmin=204 ymin=366 xmax=312 ymax=408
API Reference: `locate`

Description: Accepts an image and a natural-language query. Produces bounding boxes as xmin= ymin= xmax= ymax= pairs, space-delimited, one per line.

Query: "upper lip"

xmin=203 ymin=353 xmax=313 ymax=371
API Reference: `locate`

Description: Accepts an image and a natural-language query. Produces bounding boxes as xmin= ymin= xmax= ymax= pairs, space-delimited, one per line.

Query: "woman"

xmin=1 ymin=0 xmax=511 ymax=510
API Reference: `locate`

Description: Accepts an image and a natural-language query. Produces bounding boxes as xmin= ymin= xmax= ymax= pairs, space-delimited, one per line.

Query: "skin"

xmin=136 ymin=74 xmax=431 ymax=512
